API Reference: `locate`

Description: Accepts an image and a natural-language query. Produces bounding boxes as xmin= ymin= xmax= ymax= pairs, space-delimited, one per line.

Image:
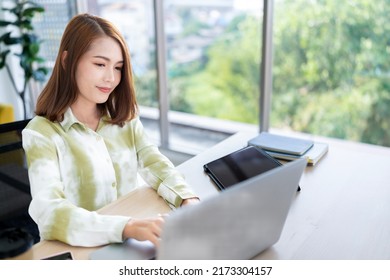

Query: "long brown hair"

xmin=36 ymin=13 xmax=137 ymax=125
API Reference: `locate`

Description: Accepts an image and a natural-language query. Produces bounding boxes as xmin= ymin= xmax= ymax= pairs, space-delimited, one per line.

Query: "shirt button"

xmin=96 ymin=135 xmax=102 ymax=141
xmin=112 ymin=182 xmax=116 ymax=188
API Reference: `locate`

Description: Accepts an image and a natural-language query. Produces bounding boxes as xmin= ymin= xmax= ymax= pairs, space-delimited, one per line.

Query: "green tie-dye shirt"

xmin=22 ymin=108 xmax=197 ymax=247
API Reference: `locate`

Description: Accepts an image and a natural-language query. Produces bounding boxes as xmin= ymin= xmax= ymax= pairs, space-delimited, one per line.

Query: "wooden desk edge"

xmin=8 ymin=186 xmax=170 ymax=260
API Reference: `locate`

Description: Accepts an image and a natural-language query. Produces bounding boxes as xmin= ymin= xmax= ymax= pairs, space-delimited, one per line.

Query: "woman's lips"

xmin=97 ymin=86 xmax=111 ymax=94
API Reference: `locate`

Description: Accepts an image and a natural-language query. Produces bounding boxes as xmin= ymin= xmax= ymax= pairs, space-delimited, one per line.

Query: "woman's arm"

xmin=132 ymin=118 xmax=199 ymax=208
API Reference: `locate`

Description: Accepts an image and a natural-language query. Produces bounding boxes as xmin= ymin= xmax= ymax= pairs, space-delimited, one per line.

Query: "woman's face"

xmin=74 ymin=36 xmax=123 ymax=107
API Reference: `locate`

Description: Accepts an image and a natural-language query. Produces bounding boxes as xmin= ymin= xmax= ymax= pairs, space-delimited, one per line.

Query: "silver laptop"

xmin=90 ymin=158 xmax=306 ymax=260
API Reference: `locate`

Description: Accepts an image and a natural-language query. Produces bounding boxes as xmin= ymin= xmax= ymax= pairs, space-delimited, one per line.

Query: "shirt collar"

xmin=59 ymin=107 xmax=111 ymax=132
xmin=60 ymin=107 xmax=84 ymax=132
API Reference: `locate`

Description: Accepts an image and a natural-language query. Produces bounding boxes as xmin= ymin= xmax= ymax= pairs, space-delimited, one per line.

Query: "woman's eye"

xmin=95 ymin=63 xmax=105 ymax=67
xmin=115 ymin=67 xmax=122 ymax=71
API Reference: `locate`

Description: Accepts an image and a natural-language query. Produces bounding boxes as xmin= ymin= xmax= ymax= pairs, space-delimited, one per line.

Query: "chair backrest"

xmin=0 ymin=119 xmax=39 ymax=243
xmin=0 ymin=119 xmax=31 ymax=192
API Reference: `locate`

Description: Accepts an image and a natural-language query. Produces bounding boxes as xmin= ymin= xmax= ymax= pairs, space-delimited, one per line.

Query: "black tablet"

xmin=203 ymin=145 xmax=283 ymax=191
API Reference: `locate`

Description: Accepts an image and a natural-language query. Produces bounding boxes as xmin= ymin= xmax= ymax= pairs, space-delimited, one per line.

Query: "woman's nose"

xmin=104 ymin=68 xmax=115 ymax=82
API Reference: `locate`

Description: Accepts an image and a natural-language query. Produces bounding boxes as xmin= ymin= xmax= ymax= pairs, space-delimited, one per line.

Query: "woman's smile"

xmin=97 ymin=86 xmax=112 ymax=94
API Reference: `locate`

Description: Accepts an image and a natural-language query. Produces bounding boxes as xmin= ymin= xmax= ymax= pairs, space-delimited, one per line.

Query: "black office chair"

xmin=0 ymin=119 xmax=40 ymax=245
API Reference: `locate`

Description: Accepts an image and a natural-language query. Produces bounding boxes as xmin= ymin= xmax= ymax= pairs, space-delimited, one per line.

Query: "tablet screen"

xmin=203 ymin=146 xmax=282 ymax=190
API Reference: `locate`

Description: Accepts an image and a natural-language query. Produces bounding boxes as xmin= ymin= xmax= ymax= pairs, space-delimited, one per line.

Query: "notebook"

xmin=265 ymin=142 xmax=329 ymax=166
xmin=248 ymin=132 xmax=314 ymax=156
xmin=90 ymin=158 xmax=306 ymax=260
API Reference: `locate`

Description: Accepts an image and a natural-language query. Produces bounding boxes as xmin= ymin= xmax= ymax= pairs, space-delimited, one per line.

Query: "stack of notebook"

xmin=248 ymin=132 xmax=328 ymax=166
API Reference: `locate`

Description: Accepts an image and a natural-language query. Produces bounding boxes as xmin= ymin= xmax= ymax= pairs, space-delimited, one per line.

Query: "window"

xmin=89 ymin=0 xmax=158 ymax=109
xmin=90 ymin=0 xmax=263 ymax=153
xmin=272 ymin=0 xmax=390 ymax=147
xmin=165 ymin=0 xmax=263 ymax=125
xmin=33 ymin=0 xmax=77 ymax=68
xmin=164 ymin=0 xmax=263 ymax=152
xmin=24 ymin=0 xmax=390 ymax=154
xmin=31 ymin=0 xmax=77 ymax=109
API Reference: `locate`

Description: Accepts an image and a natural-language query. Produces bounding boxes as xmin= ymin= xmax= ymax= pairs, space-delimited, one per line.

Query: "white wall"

xmin=0 ymin=68 xmax=23 ymax=120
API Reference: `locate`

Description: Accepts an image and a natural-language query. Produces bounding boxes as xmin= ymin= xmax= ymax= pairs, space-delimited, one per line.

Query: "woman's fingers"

xmin=123 ymin=216 xmax=167 ymax=247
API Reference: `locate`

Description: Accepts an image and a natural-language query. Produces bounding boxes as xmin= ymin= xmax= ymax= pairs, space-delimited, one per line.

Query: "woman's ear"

xmin=61 ymin=51 xmax=68 ymax=69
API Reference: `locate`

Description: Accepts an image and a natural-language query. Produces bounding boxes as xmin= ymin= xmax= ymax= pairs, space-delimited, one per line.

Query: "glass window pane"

xmin=272 ymin=0 xmax=390 ymax=147
xmin=165 ymin=0 xmax=263 ymax=124
xmin=30 ymin=0 xmax=77 ymax=115
xmin=164 ymin=0 xmax=263 ymax=152
xmin=34 ymin=0 xmax=77 ymax=69
xmin=91 ymin=0 xmax=158 ymax=108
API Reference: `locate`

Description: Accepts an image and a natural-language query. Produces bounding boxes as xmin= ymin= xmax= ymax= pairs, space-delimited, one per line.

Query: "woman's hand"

xmin=122 ymin=216 xmax=166 ymax=247
xmin=181 ymin=197 xmax=200 ymax=206
xmin=122 ymin=198 xmax=199 ymax=247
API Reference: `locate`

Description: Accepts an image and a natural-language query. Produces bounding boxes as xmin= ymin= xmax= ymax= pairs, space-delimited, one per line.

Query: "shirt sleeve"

xmin=22 ymin=126 xmax=129 ymax=247
xmin=132 ymin=118 xmax=198 ymax=208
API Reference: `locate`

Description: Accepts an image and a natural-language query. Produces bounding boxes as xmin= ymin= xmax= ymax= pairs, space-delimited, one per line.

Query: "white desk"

xmin=177 ymin=131 xmax=390 ymax=259
xmin=9 ymin=131 xmax=390 ymax=259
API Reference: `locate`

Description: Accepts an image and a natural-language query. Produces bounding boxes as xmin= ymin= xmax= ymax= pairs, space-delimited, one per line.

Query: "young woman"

xmin=22 ymin=13 xmax=199 ymax=247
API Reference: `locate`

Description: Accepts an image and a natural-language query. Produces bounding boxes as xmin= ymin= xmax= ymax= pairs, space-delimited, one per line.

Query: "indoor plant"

xmin=0 ymin=0 xmax=47 ymax=119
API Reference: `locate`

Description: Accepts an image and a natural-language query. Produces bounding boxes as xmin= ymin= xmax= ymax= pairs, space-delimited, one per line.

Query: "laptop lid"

xmin=157 ymin=158 xmax=306 ymax=260
xmin=90 ymin=158 xmax=306 ymax=260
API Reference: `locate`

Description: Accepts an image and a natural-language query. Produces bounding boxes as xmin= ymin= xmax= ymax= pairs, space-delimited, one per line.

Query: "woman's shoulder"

xmin=25 ymin=116 xmax=62 ymax=137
